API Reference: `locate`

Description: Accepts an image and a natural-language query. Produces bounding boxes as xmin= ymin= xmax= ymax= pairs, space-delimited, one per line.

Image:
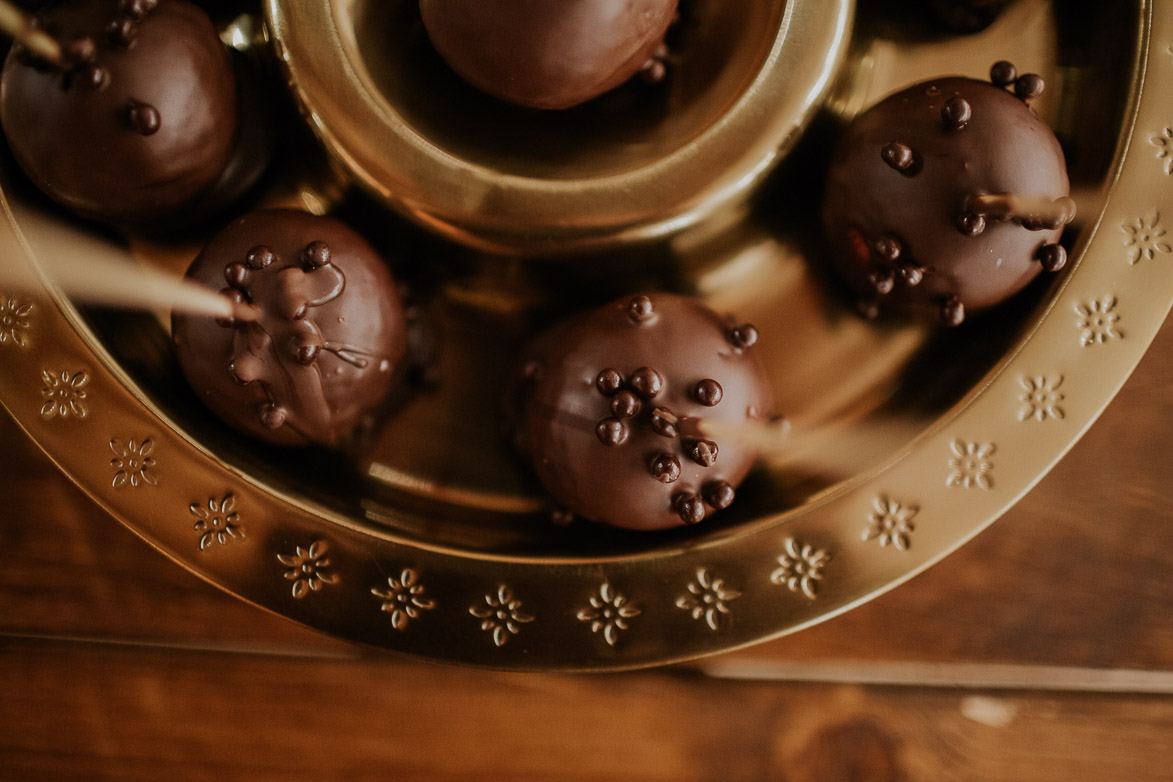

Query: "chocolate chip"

xmin=245 ymin=246 xmax=275 ymax=270
xmin=873 ymin=235 xmax=902 ymax=263
xmin=880 ymin=142 xmax=915 ymax=172
xmin=674 ymin=493 xmax=706 ymax=524
xmin=595 ymin=417 xmax=628 ymax=445
xmin=694 ymin=379 xmax=722 ymax=406
xmin=610 ymin=389 xmax=641 ymax=419
xmin=630 ymin=367 xmax=663 ymax=399
xmin=1014 ymin=73 xmax=1045 ymax=101
xmin=728 ymin=324 xmax=758 ymax=349
xmin=689 ymin=439 xmax=719 ymax=467
xmin=303 ymin=241 xmax=331 ymax=269
xmin=942 ymin=96 xmax=972 ymax=130
xmin=940 ymin=296 xmax=965 ymax=327
xmin=990 ymin=60 xmax=1018 ymax=87
xmin=596 ymin=368 xmax=623 ymax=396
xmin=703 ymin=481 xmax=735 ymax=510
xmin=1037 ymin=243 xmax=1067 ymax=272
xmin=650 ymin=453 xmax=681 ymax=483
xmin=126 ymin=101 xmax=160 ymax=136
xmin=628 ymin=294 xmax=655 ymax=324
xmin=957 ymin=212 xmax=987 ymax=236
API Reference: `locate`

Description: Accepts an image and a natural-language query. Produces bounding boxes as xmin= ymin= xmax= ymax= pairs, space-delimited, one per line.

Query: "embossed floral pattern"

xmin=189 ymin=493 xmax=245 ymax=550
xmin=1152 ymin=128 xmax=1173 ymax=175
xmin=372 ymin=569 xmax=435 ymax=630
xmin=1018 ymin=375 xmax=1065 ymax=422
xmin=947 ymin=440 xmax=995 ymax=490
xmin=1075 ymin=296 xmax=1123 ymax=346
xmin=0 ymin=297 xmax=33 ymax=347
xmin=770 ymin=538 xmax=831 ymax=599
xmin=277 ymin=540 xmax=339 ymax=598
xmin=864 ymin=496 xmax=918 ymax=551
xmin=470 ymin=585 xmax=534 ymax=647
xmin=676 ymin=568 xmax=740 ymax=631
xmin=577 ymin=582 xmax=641 ymax=646
xmin=109 ymin=438 xmax=158 ymax=489
xmin=40 ymin=369 xmax=88 ymax=420
xmin=1121 ymin=213 xmax=1171 ymax=265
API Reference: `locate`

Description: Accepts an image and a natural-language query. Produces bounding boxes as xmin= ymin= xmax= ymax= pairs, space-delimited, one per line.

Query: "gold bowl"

xmin=0 ymin=0 xmax=1168 ymax=671
xmin=265 ymin=0 xmax=853 ymax=254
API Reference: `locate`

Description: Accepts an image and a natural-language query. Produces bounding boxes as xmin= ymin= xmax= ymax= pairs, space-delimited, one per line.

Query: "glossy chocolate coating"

xmin=519 ymin=293 xmax=774 ymax=531
xmin=173 ymin=210 xmax=407 ymax=447
xmin=418 ymin=0 xmax=678 ymax=110
xmin=822 ymin=66 xmax=1072 ymax=325
xmin=0 ymin=0 xmax=237 ymax=223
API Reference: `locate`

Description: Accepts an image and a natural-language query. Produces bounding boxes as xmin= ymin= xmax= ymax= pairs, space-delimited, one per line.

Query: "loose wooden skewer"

xmin=0 ymin=0 xmax=61 ymax=65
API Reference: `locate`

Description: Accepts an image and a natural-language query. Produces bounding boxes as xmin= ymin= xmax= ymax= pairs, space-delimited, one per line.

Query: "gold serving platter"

xmin=0 ymin=0 xmax=1169 ymax=671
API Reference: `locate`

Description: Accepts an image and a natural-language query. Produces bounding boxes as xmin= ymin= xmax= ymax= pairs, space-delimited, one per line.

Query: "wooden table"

xmin=3 ymin=318 xmax=1173 ymax=781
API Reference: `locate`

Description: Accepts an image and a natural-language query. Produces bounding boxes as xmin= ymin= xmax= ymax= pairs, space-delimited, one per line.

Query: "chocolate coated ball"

xmin=518 ymin=293 xmax=775 ymax=531
xmin=173 ymin=210 xmax=408 ymax=447
xmin=418 ymin=0 xmax=678 ymax=110
xmin=0 ymin=0 xmax=237 ymax=223
xmin=821 ymin=64 xmax=1073 ymax=325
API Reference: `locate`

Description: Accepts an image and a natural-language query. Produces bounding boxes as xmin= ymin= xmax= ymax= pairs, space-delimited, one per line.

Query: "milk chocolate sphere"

xmin=0 ymin=0 xmax=237 ymax=223
xmin=173 ymin=210 xmax=408 ymax=447
xmin=822 ymin=62 xmax=1074 ymax=326
xmin=418 ymin=0 xmax=678 ymax=110
xmin=519 ymin=293 xmax=775 ymax=531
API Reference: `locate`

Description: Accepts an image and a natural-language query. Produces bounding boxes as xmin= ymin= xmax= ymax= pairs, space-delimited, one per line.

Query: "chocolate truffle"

xmin=418 ymin=0 xmax=678 ymax=110
xmin=821 ymin=62 xmax=1074 ymax=325
xmin=0 ymin=0 xmax=238 ymax=224
xmin=518 ymin=293 xmax=775 ymax=531
xmin=925 ymin=0 xmax=1010 ymax=33
xmin=172 ymin=210 xmax=408 ymax=448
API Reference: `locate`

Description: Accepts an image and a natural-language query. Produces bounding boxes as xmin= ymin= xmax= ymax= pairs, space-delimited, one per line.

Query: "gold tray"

xmin=1 ymin=0 xmax=1169 ymax=671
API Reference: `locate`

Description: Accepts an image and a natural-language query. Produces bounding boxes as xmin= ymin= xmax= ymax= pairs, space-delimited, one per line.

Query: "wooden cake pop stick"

xmin=0 ymin=0 xmax=61 ymax=65
xmin=1 ymin=245 xmax=257 ymax=322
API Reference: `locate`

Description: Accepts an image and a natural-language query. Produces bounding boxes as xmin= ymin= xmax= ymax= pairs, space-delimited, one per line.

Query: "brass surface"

xmin=0 ymin=0 xmax=1166 ymax=670
xmin=266 ymin=0 xmax=852 ymax=254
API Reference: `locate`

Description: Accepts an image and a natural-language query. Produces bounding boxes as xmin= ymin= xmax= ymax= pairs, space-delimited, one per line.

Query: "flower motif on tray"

xmin=470 ymin=585 xmax=534 ymax=647
xmin=676 ymin=568 xmax=740 ymax=631
xmin=0 ymin=297 xmax=33 ymax=348
xmin=1075 ymin=296 xmax=1123 ymax=346
xmin=1152 ymin=128 xmax=1173 ymax=175
xmin=372 ymin=569 xmax=435 ymax=630
xmin=864 ymin=496 xmax=918 ymax=551
xmin=1017 ymin=375 xmax=1065 ymax=422
xmin=947 ymin=440 xmax=995 ymax=490
xmin=1121 ymin=213 xmax=1170 ymax=265
xmin=109 ymin=438 xmax=157 ymax=489
xmin=277 ymin=540 xmax=339 ymax=599
xmin=40 ymin=369 xmax=88 ymax=420
xmin=577 ymin=582 xmax=641 ymax=647
xmin=770 ymin=538 xmax=831 ymax=599
xmin=189 ymin=492 xmax=245 ymax=550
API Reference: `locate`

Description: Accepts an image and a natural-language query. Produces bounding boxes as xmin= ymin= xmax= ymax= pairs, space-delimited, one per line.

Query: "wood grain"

xmin=2 ymin=638 xmax=1172 ymax=782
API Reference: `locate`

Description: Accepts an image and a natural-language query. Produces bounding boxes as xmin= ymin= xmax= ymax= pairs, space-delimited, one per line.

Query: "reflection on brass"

xmin=0 ymin=1 xmax=1166 ymax=671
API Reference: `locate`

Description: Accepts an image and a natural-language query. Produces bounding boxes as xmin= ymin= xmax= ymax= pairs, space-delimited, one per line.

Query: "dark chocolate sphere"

xmin=822 ymin=64 xmax=1073 ymax=326
xmin=418 ymin=0 xmax=678 ymax=110
xmin=0 ymin=0 xmax=237 ymax=224
xmin=173 ymin=210 xmax=408 ymax=447
xmin=519 ymin=293 xmax=775 ymax=531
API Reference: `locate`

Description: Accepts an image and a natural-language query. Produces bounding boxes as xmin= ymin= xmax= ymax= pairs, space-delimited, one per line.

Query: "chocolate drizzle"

xmin=173 ymin=210 xmax=408 ymax=447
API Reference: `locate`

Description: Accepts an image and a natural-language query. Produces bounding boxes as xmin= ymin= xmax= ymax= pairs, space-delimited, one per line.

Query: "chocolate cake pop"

xmin=821 ymin=61 xmax=1074 ymax=326
xmin=418 ymin=0 xmax=678 ymax=110
xmin=517 ymin=293 xmax=775 ymax=531
xmin=172 ymin=210 xmax=408 ymax=448
xmin=0 ymin=0 xmax=238 ymax=224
